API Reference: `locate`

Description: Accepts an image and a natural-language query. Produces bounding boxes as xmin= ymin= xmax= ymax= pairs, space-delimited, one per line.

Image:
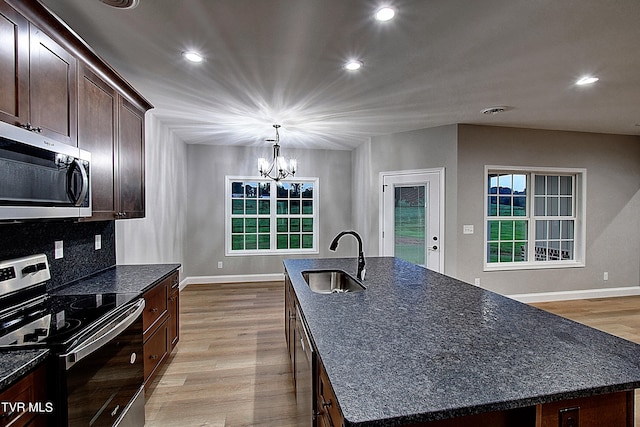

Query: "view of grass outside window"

xmin=394 ymin=186 xmax=426 ymax=265
xmin=227 ymin=178 xmax=317 ymax=255
xmin=486 ymin=169 xmax=580 ymax=269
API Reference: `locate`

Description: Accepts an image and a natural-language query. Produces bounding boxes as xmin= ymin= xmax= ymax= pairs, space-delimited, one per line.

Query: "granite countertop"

xmin=284 ymin=257 xmax=640 ymax=426
xmin=0 ymin=349 xmax=49 ymax=390
xmin=1 ymin=263 xmax=180 ymax=393
xmin=51 ymin=263 xmax=181 ymax=296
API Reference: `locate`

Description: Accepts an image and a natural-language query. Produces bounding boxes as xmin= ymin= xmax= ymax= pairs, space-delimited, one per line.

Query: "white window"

xmin=225 ymin=177 xmax=319 ymax=255
xmin=484 ymin=166 xmax=586 ymax=271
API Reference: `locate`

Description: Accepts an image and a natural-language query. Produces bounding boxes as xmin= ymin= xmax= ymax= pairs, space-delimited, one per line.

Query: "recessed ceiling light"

xmin=182 ymin=51 xmax=204 ymax=63
xmin=100 ymin=0 xmax=140 ymax=9
xmin=375 ymin=6 xmax=395 ymax=21
xmin=575 ymin=76 xmax=599 ymax=86
xmin=344 ymin=60 xmax=364 ymax=71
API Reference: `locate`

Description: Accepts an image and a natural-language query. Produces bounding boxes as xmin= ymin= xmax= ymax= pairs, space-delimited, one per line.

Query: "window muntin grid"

xmin=485 ymin=170 xmax=580 ymax=269
xmin=227 ymin=178 xmax=318 ymax=255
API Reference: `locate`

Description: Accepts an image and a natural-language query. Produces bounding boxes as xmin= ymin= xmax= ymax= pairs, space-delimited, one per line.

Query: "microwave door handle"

xmin=62 ymin=299 xmax=145 ymax=370
xmin=67 ymin=158 xmax=89 ymax=206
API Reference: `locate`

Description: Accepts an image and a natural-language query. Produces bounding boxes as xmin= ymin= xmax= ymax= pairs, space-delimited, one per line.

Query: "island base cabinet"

xmin=537 ymin=391 xmax=633 ymax=427
xmin=314 ymin=366 xmax=634 ymax=427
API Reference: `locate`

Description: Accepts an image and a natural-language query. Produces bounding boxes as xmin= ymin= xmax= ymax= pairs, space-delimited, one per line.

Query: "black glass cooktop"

xmin=0 ymin=289 xmax=139 ymax=350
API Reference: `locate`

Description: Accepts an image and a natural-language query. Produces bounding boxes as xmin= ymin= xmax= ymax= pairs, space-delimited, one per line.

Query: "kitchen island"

xmin=284 ymin=257 xmax=640 ymax=426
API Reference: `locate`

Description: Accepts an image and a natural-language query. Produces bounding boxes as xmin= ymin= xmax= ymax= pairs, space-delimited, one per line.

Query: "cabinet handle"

xmin=151 ymin=307 xmax=159 ymax=313
xmin=289 ymin=314 xmax=296 ymax=320
xmin=19 ymin=122 xmax=43 ymax=133
xmin=150 ymin=354 xmax=159 ymax=360
xmin=2 ymin=410 xmax=17 ymax=419
xmin=322 ymin=399 xmax=332 ymax=408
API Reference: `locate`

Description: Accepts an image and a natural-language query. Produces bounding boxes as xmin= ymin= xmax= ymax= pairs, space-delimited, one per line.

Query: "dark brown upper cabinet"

xmin=3 ymin=0 xmax=153 ymax=220
xmin=79 ymin=66 xmax=146 ymax=220
xmin=0 ymin=1 xmax=77 ymax=146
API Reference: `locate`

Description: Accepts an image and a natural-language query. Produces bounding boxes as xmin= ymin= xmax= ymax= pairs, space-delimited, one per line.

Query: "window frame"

xmin=225 ymin=176 xmax=319 ymax=256
xmin=483 ymin=166 xmax=586 ymax=271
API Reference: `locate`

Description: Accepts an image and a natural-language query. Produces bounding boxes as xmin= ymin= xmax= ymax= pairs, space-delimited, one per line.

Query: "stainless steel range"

xmin=0 ymin=254 xmax=146 ymax=426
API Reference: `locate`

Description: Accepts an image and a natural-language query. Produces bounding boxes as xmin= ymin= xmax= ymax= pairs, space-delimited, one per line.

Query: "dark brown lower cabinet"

xmin=142 ymin=271 xmax=179 ymax=391
xmin=314 ymin=375 xmax=633 ymax=427
xmin=168 ymin=275 xmax=180 ymax=351
xmin=0 ymin=364 xmax=48 ymax=427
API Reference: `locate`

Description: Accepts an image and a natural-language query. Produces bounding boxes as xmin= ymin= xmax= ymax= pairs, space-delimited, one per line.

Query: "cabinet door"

xmin=143 ymin=318 xmax=168 ymax=390
xmin=29 ymin=25 xmax=77 ymax=146
xmin=0 ymin=1 xmax=29 ymax=127
xmin=168 ymin=274 xmax=180 ymax=351
xmin=0 ymin=364 xmax=47 ymax=427
xmin=117 ymin=97 xmax=145 ymax=218
xmin=78 ymin=66 xmax=118 ymax=220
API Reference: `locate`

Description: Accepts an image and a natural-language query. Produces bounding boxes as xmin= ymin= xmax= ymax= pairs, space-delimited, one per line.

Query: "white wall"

xmin=116 ymin=113 xmax=188 ymax=265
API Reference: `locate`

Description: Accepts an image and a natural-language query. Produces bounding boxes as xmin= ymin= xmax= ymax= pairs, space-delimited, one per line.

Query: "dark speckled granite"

xmin=52 ymin=264 xmax=181 ymax=296
xmin=0 ymin=349 xmax=49 ymax=390
xmin=284 ymin=257 xmax=640 ymax=427
xmin=1 ymin=264 xmax=180 ymax=393
xmin=0 ymin=220 xmax=116 ymax=291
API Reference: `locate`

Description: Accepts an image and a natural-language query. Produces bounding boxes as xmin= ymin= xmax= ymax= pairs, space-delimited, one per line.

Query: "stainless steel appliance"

xmin=0 ymin=121 xmax=91 ymax=221
xmin=0 ymin=254 xmax=145 ymax=426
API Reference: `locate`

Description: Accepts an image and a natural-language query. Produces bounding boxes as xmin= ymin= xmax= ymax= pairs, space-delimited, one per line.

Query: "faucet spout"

xmin=329 ymin=230 xmax=366 ymax=281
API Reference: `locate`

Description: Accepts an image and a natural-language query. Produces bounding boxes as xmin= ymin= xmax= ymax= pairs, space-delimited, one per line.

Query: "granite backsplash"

xmin=0 ymin=220 xmax=115 ymax=291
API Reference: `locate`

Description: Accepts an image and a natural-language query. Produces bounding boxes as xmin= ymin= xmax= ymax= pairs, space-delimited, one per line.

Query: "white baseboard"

xmin=507 ymin=286 xmax=640 ymax=303
xmin=182 ymin=273 xmax=285 ymax=289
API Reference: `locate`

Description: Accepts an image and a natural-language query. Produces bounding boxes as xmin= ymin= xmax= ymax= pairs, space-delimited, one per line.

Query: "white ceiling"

xmin=41 ymin=0 xmax=640 ymax=150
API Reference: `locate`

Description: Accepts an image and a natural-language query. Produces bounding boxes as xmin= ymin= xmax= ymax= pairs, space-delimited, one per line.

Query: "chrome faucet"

xmin=329 ymin=230 xmax=366 ymax=281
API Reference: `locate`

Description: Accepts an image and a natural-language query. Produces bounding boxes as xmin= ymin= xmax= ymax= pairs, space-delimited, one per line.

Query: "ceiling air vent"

xmin=481 ymin=106 xmax=509 ymax=115
xmin=99 ymin=0 xmax=140 ymax=9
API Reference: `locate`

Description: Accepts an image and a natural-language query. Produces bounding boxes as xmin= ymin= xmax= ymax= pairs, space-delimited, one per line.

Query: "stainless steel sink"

xmin=301 ymin=270 xmax=365 ymax=294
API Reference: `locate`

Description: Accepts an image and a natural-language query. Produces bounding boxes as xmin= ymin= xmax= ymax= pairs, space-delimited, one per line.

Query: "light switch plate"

xmin=95 ymin=234 xmax=102 ymax=250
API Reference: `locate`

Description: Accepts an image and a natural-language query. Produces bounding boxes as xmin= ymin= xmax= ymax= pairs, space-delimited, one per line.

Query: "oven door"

xmin=54 ymin=298 xmax=145 ymax=426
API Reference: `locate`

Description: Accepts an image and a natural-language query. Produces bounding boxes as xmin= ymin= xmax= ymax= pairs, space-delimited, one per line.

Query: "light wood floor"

xmin=144 ymin=281 xmax=304 ymax=426
xmin=145 ymin=282 xmax=640 ymax=426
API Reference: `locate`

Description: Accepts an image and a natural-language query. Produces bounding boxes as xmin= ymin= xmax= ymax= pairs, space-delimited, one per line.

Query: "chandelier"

xmin=258 ymin=124 xmax=297 ymax=181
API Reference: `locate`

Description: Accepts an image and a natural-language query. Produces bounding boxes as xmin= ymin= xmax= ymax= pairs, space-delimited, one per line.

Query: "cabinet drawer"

xmin=143 ymin=279 xmax=168 ymax=337
xmin=143 ymin=319 xmax=168 ymax=387
xmin=317 ymin=361 xmax=343 ymax=427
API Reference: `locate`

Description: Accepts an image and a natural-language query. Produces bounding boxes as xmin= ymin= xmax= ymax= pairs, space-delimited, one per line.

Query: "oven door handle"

xmin=62 ymin=298 xmax=145 ymax=370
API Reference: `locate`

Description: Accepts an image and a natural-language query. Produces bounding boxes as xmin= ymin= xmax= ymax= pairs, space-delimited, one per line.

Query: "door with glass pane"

xmin=381 ymin=169 xmax=444 ymax=272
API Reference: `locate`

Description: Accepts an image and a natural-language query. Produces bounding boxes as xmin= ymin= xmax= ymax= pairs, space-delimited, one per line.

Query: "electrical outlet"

xmin=95 ymin=234 xmax=102 ymax=250
xmin=218 ymin=261 xmax=223 ymax=269
xmin=54 ymin=240 xmax=64 ymax=259
xmin=474 ymin=278 xmax=480 ymax=286
xmin=603 ymin=271 xmax=608 ymax=281
xmin=463 ymin=225 xmax=474 ymax=234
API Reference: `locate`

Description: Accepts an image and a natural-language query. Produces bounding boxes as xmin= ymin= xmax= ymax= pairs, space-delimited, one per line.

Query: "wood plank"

xmin=144 ymin=281 xmax=306 ymax=426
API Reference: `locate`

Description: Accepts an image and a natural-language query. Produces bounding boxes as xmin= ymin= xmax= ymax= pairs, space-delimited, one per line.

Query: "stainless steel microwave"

xmin=0 ymin=121 xmax=91 ymax=221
